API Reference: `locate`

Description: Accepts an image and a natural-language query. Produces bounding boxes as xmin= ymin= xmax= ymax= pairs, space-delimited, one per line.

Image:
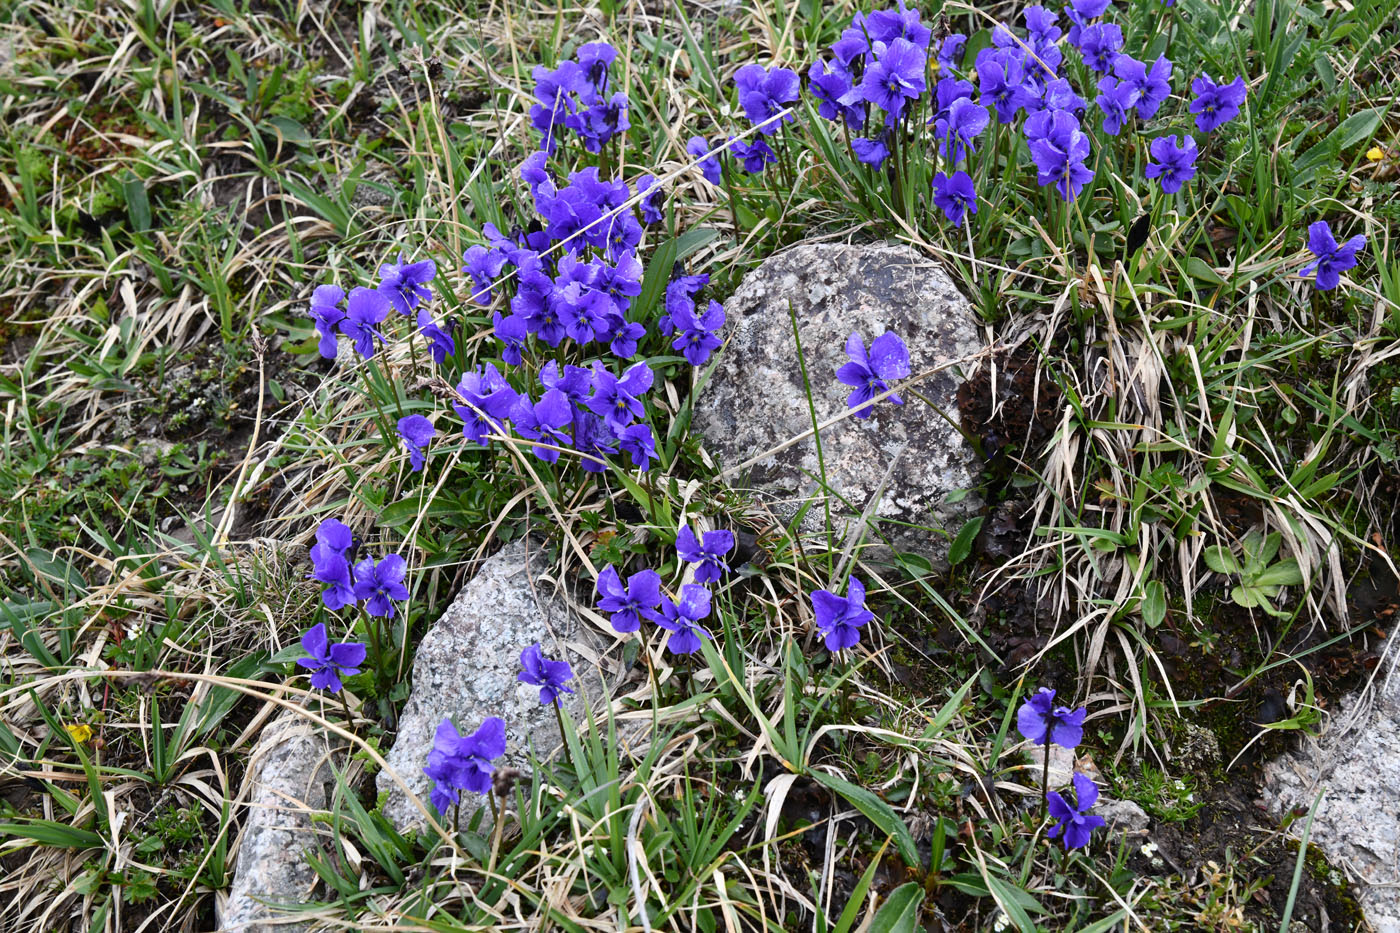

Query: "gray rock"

xmin=1094 ymin=798 xmax=1150 ymax=835
xmin=1024 ymin=743 xmax=1077 ymax=789
xmin=220 ymin=710 xmax=346 ymax=933
xmin=1261 ymin=624 xmax=1400 ymax=932
xmin=693 ymin=242 xmax=983 ymax=563
xmin=377 ymin=539 xmax=615 ymax=831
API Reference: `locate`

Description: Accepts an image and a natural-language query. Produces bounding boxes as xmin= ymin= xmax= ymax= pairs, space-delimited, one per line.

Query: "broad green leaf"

xmin=947 ymin=516 xmax=983 ymax=567
xmin=1185 ymin=256 xmax=1227 ymax=285
xmin=1141 ymin=580 xmax=1166 ymax=628
xmin=1203 ymin=546 xmax=1239 ymax=575
xmin=868 ymin=882 xmax=923 ymax=933
xmin=1254 ymin=559 xmax=1304 ymax=587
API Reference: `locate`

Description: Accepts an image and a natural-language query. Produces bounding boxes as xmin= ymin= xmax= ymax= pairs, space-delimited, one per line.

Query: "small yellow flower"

xmin=65 ymin=723 xmax=93 ymax=744
xmin=1367 ymin=146 xmax=1386 ymax=162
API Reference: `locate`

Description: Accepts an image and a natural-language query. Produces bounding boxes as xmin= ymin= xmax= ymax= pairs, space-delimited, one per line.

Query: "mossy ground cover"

xmin=1 ymin=0 xmax=1398 ymax=929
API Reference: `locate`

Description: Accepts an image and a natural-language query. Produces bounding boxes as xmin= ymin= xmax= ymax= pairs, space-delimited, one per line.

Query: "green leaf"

xmin=0 ymin=820 xmax=104 ymax=849
xmin=1231 ymin=584 xmax=1261 ymax=608
xmin=809 ymin=772 xmax=919 ymax=867
xmin=1203 ymin=546 xmax=1239 ymax=575
xmin=123 ymin=176 xmax=151 ymax=232
xmin=1185 ymin=256 xmax=1227 ymax=286
xmin=1294 ymin=107 xmax=1385 ymax=181
xmin=1141 ymin=580 xmax=1166 ymax=628
xmin=868 ymin=882 xmax=923 ymax=933
xmin=984 ymin=872 xmax=1044 ymax=932
xmin=1254 ymin=559 xmax=1304 ymax=587
xmin=832 ymin=840 xmax=887 ymax=933
xmin=947 ymin=516 xmax=983 ymax=568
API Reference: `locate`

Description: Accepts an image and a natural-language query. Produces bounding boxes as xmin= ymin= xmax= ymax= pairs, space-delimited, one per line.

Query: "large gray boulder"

xmin=1261 ymin=623 xmax=1400 ymax=932
xmin=220 ymin=710 xmax=347 ymax=933
xmin=693 ymin=242 xmax=984 ymax=562
xmin=377 ymin=539 xmax=615 ymax=831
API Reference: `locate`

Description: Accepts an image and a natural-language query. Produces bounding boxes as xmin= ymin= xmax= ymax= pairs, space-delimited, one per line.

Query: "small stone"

xmin=376 ymin=539 xmax=618 ymax=832
xmin=692 ymin=242 xmax=984 ymax=564
xmin=1024 ymin=744 xmax=1077 ymax=789
xmin=1095 ymin=798 xmax=1151 ymax=835
xmin=219 ymin=710 xmax=347 ymax=933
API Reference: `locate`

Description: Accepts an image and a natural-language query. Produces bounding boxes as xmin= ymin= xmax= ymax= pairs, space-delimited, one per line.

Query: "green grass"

xmin=1 ymin=0 xmax=1397 ymax=929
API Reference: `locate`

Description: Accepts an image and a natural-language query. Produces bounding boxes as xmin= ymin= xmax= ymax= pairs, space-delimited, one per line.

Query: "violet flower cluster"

xmin=307 ymin=517 xmax=410 ymax=618
xmin=787 ymin=0 xmax=1247 ymax=217
xmin=595 ymin=524 xmax=734 ymax=656
xmin=1017 ymin=687 xmax=1105 ymax=850
xmin=449 ymin=359 xmax=659 ymax=472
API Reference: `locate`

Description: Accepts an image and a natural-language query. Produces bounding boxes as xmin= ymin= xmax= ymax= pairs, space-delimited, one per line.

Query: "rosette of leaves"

xmin=1203 ymin=530 xmax=1304 ymax=617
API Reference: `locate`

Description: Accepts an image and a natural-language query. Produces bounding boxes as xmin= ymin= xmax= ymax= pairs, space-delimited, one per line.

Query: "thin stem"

xmin=487 ymin=792 xmax=504 ymax=873
xmin=1041 ymin=734 xmax=1051 ymax=821
xmin=553 ymin=700 xmax=576 ymax=771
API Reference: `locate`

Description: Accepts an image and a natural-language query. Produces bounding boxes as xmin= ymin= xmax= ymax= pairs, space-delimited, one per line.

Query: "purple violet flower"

xmin=975 ymin=49 xmax=1033 ymax=124
xmin=810 ymin=59 xmax=864 ymax=127
xmin=845 ymin=37 xmax=927 ymax=123
xmin=377 ymin=254 xmax=436 ymax=315
xmin=587 ymin=361 xmax=653 ymax=429
xmin=931 ymin=171 xmax=979 ymax=227
xmin=671 ymin=298 xmax=725 ymax=366
xmin=1095 ymin=75 xmax=1140 ymax=136
xmin=577 ymin=41 xmax=617 ymax=99
xmin=396 ymin=414 xmax=435 ymax=472
xmin=810 ymin=576 xmax=875 ymax=651
xmin=1189 ymin=74 xmax=1247 ymax=132
xmin=1300 ymin=220 xmax=1366 ymax=291
xmin=867 ymin=1 xmax=931 ymax=48
xmin=1047 ymin=772 xmax=1107 ymax=850
xmin=296 ymin=622 xmax=366 ymax=693
xmin=685 ymin=136 xmax=724 ymax=184
xmin=933 ymin=96 xmax=990 ymax=163
xmin=1076 ymin=22 xmax=1124 ymax=74
xmin=463 ymin=245 xmax=507 ymax=306
xmin=511 ymin=388 xmax=574 ymax=463
xmin=352 ymin=553 xmax=410 ymax=618
xmin=1016 ymin=686 xmax=1086 ymax=748
xmin=493 ymin=312 xmax=528 ymax=366
xmin=836 ymin=331 xmax=911 ymax=416
xmin=596 ymin=565 xmax=663 ymax=633
xmin=617 ymin=423 xmax=657 ymax=470
xmin=937 ymin=34 xmax=968 ymax=71
xmin=676 ymin=525 xmax=734 ymax=584
xmin=1114 ymin=54 xmax=1172 ymax=119
xmin=729 ymin=136 xmax=778 ymax=174
xmin=1144 ymin=134 xmax=1199 ymax=193
xmin=309 ymin=284 xmax=345 ymax=360
xmin=734 ymin=63 xmax=801 ymax=134
xmin=454 ymin=363 xmax=520 ymax=446
xmin=636 ymin=174 xmax=664 ymax=224
xmin=423 ymin=716 xmax=506 ymax=812
xmin=338 ymin=287 xmax=390 ymax=359
xmin=308 ymin=518 xmax=356 ymax=610
xmin=1025 ymin=108 xmax=1094 ymax=201
xmin=852 ymin=135 xmax=891 ymax=168
xmin=518 ymin=642 xmax=575 ymax=705
xmin=657 ymin=584 xmax=713 ymax=655
xmin=417 ymin=311 xmax=456 ymax=364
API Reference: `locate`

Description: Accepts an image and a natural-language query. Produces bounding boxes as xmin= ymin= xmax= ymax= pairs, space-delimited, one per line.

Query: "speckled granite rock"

xmin=693 ymin=242 xmax=983 ymax=562
xmin=1261 ymin=623 xmax=1400 ymax=932
xmin=220 ymin=710 xmax=346 ymax=933
xmin=377 ymin=539 xmax=615 ymax=831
